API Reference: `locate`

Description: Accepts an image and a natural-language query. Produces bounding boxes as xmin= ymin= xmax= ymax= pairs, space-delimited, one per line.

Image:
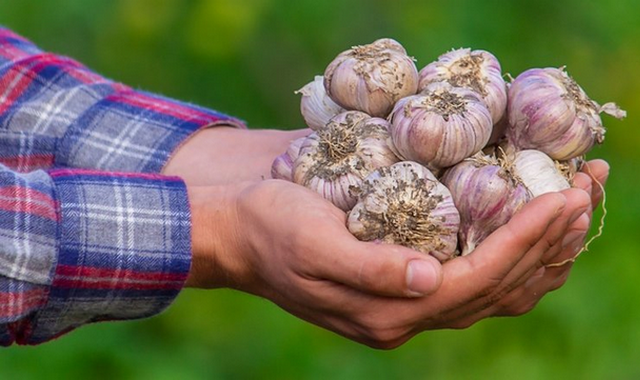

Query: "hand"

xmin=183 ymin=165 xmax=600 ymax=349
xmin=489 ymin=159 xmax=609 ymax=315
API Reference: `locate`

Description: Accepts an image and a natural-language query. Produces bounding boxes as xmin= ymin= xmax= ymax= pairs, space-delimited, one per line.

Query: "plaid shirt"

xmin=0 ymin=27 xmax=243 ymax=345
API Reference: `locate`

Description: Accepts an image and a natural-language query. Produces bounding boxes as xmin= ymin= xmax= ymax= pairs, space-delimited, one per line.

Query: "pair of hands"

xmin=162 ymin=126 xmax=607 ymax=349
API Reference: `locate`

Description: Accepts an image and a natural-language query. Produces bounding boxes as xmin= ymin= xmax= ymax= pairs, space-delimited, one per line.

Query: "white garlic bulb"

xmin=441 ymin=153 xmax=530 ymax=256
xmin=508 ymin=67 xmax=626 ymax=160
xmin=419 ymin=48 xmax=507 ymax=126
xmin=293 ymin=111 xmax=400 ymax=211
xmin=512 ymin=150 xmax=570 ymax=198
xmin=271 ymin=136 xmax=307 ymax=181
xmin=324 ymin=38 xmax=419 ymax=117
xmin=296 ymin=75 xmax=346 ymax=130
xmin=348 ymin=161 xmax=460 ymax=262
xmin=388 ymin=82 xmax=493 ymax=168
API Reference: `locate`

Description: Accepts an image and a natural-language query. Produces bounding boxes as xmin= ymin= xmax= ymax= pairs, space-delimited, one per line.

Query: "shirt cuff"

xmin=20 ymin=168 xmax=191 ymax=345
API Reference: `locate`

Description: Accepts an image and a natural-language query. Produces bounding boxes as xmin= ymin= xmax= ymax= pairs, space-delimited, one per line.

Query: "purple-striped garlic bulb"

xmin=348 ymin=161 xmax=460 ymax=262
xmin=296 ymin=75 xmax=346 ymax=130
xmin=512 ymin=150 xmax=571 ymax=198
xmin=388 ymin=82 xmax=493 ymax=168
xmin=441 ymin=153 xmax=530 ymax=256
xmin=324 ymin=38 xmax=419 ymax=117
xmin=271 ymin=136 xmax=307 ymax=181
xmin=508 ymin=67 xmax=626 ymax=160
xmin=292 ymin=111 xmax=400 ymax=211
xmin=418 ymin=48 xmax=507 ymax=127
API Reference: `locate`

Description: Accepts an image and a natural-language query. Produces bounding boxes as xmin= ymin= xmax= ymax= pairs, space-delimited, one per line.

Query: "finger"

xmin=440 ymin=189 xmax=590 ymax=323
xmin=478 ymin=210 xmax=590 ymax=318
xmin=307 ymin=226 xmax=444 ymax=298
xmin=537 ymin=188 xmax=591 ymax=263
xmin=493 ymin=189 xmax=589 ymax=293
xmin=428 ymin=193 xmax=565 ymax=321
xmin=581 ymin=159 xmax=609 ymax=210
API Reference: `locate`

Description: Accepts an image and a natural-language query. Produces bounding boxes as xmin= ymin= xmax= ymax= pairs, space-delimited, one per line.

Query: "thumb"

xmin=313 ymin=236 xmax=444 ymax=298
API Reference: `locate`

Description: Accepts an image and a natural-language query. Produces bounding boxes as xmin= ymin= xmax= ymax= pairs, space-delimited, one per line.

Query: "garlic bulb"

xmin=419 ymin=48 xmax=507 ymax=125
xmin=293 ymin=111 xmax=400 ymax=211
xmin=271 ymin=136 xmax=307 ymax=181
xmin=508 ymin=67 xmax=626 ymax=160
xmin=296 ymin=75 xmax=346 ymax=130
xmin=441 ymin=153 xmax=530 ymax=256
xmin=512 ymin=150 xmax=570 ymax=198
xmin=348 ymin=161 xmax=460 ymax=262
xmin=324 ymin=38 xmax=419 ymax=117
xmin=388 ymin=82 xmax=493 ymax=168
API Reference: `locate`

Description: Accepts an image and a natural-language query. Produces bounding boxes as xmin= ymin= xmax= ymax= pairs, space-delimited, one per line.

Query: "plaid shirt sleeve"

xmin=0 ymin=165 xmax=191 ymax=346
xmin=0 ymin=26 xmax=241 ymax=345
xmin=0 ymin=26 xmax=245 ymax=173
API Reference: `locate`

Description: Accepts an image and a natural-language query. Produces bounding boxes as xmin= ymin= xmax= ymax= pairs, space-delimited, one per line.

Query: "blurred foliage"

xmin=1 ymin=0 xmax=639 ymax=379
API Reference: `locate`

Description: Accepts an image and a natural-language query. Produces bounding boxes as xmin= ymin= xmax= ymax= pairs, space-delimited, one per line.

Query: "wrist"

xmin=184 ymin=183 xmax=247 ymax=289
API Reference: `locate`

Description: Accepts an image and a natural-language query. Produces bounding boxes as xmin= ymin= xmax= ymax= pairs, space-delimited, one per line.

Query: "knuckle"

xmin=506 ymin=299 xmax=539 ymax=316
xmin=549 ymin=270 xmax=571 ymax=291
xmin=481 ymin=283 xmax=514 ymax=308
xmin=356 ymin=316 xmax=408 ymax=349
xmin=449 ymin=318 xmax=477 ymax=330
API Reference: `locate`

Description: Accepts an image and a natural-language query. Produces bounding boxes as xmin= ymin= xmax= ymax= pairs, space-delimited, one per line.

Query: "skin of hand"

xmin=163 ymin=126 xmax=607 ymax=349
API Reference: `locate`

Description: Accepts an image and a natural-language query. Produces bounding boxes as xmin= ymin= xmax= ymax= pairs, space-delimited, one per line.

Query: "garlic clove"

xmin=419 ymin=48 xmax=507 ymax=126
xmin=296 ymin=75 xmax=346 ymax=130
xmin=512 ymin=149 xmax=570 ymax=198
xmin=507 ymin=67 xmax=626 ymax=160
xmin=388 ymin=82 xmax=493 ymax=168
xmin=441 ymin=153 xmax=530 ymax=256
xmin=348 ymin=161 xmax=460 ymax=262
xmin=292 ymin=111 xmax=400 ymax=211
xmin=271 ymin=136 xmax=307 ymax=181
xmin=323 ymin=38 xmax=419 ymax=117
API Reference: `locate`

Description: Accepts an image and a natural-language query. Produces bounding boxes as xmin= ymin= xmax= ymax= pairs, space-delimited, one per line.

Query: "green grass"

xmin=1 ymin=1 xmax=639 ymax=378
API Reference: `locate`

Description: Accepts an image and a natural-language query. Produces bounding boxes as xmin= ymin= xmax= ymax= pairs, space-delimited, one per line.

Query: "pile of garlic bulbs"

xmin=272 ymin=38 xmax=625 ymax=262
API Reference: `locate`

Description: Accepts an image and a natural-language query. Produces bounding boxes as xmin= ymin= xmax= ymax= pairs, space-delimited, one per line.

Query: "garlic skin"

xmin=508 ymin=67 xmax=626 ymax=160
xmin=419 ymin=48 xmax=507 ymax=126
xmin=512 ymin=150 xmax=570 ymax=198
xmin=271 ymin=136 xmax=307 ymax=181
xmin=348 ymin=161 xmax=460 ymax=262
xmin=324 ymin=38 xmax=419 ymax=117
xmin=293 ymin=111 xmax=400 ymax=211
xmin=296 ymin=75 xmax=346 ymax=130
xmin=388 ymin=82 xmax=493 ymax=168
xmin=441 ymin=154 xmax=530 ymax=256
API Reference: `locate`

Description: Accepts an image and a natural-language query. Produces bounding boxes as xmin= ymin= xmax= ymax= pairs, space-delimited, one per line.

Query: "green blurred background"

xmin=1 ymin=0 xmax=638 ymax=379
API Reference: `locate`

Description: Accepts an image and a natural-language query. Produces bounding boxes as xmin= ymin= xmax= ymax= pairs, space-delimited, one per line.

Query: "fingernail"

xmin=406 ymin=260 xmax=438 ymax=296
xmin=562 ymin=230 xmax=587 ymax=249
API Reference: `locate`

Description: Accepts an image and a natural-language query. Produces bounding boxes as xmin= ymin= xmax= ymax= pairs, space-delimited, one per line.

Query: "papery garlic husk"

xmin=556 ymin=156 xmax=584 ymax=184
xmin=419 ymin=48 xmax=507 ymax=126
xmin=293 ymin=111 xmax=400 ymax=211
xmin=348 ymin=161 xmax=460 ymax=262
xmin=271 ymin=136 xmax=307 ymax=181
xmin=508 ymin=67 xmax=626 ymax=160
xmin=441 ymin=153 xmax=530 ymax=256
xmin=512 ymin=150 xmax=570 ymax=198
xmin=389 ymin=82 xmax=493 ymax=168
xmin=296 ymin=75 xmax=346 ymax=130
xmin=324 ymin=38 xmax=419 ymax=117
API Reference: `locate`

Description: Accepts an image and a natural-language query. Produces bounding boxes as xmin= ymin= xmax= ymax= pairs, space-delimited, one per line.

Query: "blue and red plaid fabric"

xmin=0 ymin=26 xmax=243 ymax=345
